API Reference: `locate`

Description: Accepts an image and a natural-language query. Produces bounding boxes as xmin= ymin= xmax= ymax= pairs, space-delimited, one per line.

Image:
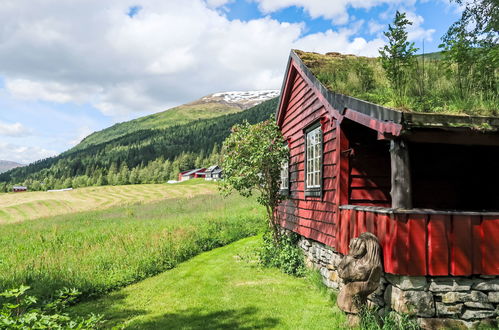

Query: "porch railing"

xmin=337 ymin=205 xmax=499 ymax=276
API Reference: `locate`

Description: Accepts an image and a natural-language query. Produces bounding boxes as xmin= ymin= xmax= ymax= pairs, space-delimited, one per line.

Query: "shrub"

xmin=0 ymin=285 xmax=102 ymax=329
xmin=359 ymin=307 xmax=420 ymax=330
xmin=258 ymin=231 xmax=306 ymax=277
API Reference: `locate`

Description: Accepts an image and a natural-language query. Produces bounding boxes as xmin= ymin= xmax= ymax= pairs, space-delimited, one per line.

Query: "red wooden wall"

xmin=343 ymin=120 xmax=391 ymax=207
xmin=336 ymin=208 xmax=499 ymax=276
xmin=276 ymin=65 xmax=339 ymax=248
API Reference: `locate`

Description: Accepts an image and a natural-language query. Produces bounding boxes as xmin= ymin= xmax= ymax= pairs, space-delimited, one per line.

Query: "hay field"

xmin=0 ymin=180 xmax=217 ymax=223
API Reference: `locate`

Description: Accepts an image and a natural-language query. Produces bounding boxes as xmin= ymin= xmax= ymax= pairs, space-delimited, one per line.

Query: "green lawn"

xmin=0 ymin=189 xmax=264 ymax=301
xmin=73 ymin=236 xmax=348 ymax=329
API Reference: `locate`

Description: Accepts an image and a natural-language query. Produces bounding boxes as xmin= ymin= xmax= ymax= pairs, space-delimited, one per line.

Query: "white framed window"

xmin=305 ymin=124 xmax=322 ymax=195
xmin=280 ymin=160 xmax=289 ymax=190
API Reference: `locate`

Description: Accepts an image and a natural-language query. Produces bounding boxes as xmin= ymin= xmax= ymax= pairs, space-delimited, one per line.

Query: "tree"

xmin=379 ymin=11 xmax=418 ymax=104
xmin=440 ymin=21 xmax=474 ymax=98
xmin=448 ymin=0 xmax=498 ymax=42
xmin=220 ymin=120 xmax=288 ymax=241
xmin=440 ymin=0 xmax=498 ymax=100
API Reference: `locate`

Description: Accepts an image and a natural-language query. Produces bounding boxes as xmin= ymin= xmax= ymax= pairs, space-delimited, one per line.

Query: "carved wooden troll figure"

xmin=337 ymin=232 xmax=382 ymax=315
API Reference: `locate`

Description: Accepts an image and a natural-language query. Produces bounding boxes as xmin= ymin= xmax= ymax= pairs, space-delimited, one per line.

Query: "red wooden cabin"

xmin=276 ymin=50 xmax=499 ymax=276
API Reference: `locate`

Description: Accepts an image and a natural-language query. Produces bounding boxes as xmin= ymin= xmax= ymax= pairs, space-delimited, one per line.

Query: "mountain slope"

xmin=0 ymin=160 xmax=23 ymax=174
xmin=77 ymin=90 xmax=278 ymax=149
xmin=0 ymin=97 xmax=279 ymax=190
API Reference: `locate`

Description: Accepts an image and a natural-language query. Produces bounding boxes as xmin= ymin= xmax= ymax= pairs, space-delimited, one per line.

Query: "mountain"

xmin=0 ymin=160 xmax=23 ymax=174
xmin=0 ymin=96 xmax=279 ymax=190
xmin=77 ymin=90 xmax=279 ymax=149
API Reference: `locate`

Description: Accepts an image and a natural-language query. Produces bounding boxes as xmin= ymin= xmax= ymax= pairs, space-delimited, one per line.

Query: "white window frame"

xmin=305 ymin=124 xmax=322 ymax=196
xmin=280 ymin=159 xmax=289 ymax=191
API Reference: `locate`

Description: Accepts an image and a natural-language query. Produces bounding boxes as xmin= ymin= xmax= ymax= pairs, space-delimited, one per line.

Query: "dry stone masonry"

xmin=296 ymin=234 xmax=499 ymax=329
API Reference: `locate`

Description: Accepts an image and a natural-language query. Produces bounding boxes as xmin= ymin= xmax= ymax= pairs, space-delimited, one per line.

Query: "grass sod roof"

xmin=289 ymin=50 xmax=499 ymax=131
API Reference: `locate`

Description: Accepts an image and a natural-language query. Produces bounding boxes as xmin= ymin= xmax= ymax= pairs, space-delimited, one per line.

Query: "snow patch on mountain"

xmin=200 ymin=90 xmax=279 ymax=109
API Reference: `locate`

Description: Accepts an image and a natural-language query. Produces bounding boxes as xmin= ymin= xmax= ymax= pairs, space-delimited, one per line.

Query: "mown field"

xmin=0 ymin=180 xmax=217 ymax=223
xmin=73 ymin=237 xmax=348 ymax=329
xmin=0 ymin=184 xmax=264 ymax=300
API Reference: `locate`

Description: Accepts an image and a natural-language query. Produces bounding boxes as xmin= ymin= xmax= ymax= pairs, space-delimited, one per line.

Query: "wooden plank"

xmin=384 ymin=213 xmax=397 ymax=273
xmin=427 ymin=214 xmax=450 ymax=276
xmin=366 ymin=211 xmax=376 ymax=234
xmin=339 ymin=209 xmax=350 ymax=254
xmin=349 ymin=209 xmax=357 ymax=244
xmin=357 ymin=211 xmax=367 ymax=235
xmin=350 ymin=188 xmax=390 ymax=202
xmin=276 ymin=61 xmax=297 ymax=127
xmin=377 ymin=213 xmax=392 ymax=272
xmin=350 ymin=176 xmax=391 ymax=188
xmin=450 ymin=215 xmax=472 ymax=275
xmin=471 ymin=216 xmax=482 ymax=274
xmin=389 ymin=139 xmax=413 ymax=208
xmin=391 ymin=214 xmax=409 ymax=275
xmin=482 ymin=216 xmax=499 ymax=275
xmin=339 ymin=125 xmax=350 ymax=206
xmin=407 ymin=214 xmax=427 ymax=276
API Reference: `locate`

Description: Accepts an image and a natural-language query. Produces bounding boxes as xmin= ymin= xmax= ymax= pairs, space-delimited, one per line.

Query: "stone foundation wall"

xmin=297 ymin=235 xmax=499 ymax=329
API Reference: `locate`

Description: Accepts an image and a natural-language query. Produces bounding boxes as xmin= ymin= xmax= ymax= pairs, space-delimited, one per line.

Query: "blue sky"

xmin=0 ymin=0 xmax=461 ymax=164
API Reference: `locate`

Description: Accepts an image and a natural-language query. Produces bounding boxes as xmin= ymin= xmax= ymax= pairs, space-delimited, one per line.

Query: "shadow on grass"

xmin=126 ymin=307 xmax=280 ymax=330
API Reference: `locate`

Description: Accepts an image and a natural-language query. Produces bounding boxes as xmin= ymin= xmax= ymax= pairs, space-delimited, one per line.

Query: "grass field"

xmin=73 ymin=236 xmax=348 ymax=329
xmin=0 ymin=185 xmax=264 ymax=300
xmin=0 ymin=180 xmax=217 ymax=223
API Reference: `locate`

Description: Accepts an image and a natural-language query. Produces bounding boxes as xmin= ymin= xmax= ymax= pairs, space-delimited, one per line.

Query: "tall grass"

xmin=298 ymin=50 xmax=498 ymax=116
xmin=0 ymin=193 xmax=264 ymax=301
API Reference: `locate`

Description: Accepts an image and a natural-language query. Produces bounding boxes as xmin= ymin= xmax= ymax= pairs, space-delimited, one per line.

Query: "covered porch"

xmin=337 ymin=117 xmax=499 ymax=276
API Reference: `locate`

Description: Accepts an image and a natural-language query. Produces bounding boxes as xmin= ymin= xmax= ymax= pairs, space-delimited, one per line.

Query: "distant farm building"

xmin=205 ymin=165 xmax=222 ymax=181
xmin=178 ymin=168 xmax=206 ymax=181
xmin=211 ymin=168 xmax=223 ymax=181
xmin=12 ymin=186 xmax=27 ymax=192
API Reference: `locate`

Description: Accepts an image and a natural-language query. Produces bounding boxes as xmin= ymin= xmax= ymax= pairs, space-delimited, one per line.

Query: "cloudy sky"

xmin=0 ymin=0 xmax=461 ymax=164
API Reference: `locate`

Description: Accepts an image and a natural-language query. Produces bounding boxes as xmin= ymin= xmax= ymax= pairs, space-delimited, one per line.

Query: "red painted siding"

xmin=277 ymin=67 xmax=339 ymax=248
xmin=337 ymin=208 xmax=499 ymax=276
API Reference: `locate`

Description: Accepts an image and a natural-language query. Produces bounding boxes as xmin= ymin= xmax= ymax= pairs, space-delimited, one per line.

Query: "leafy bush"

xmin=0 ymin=285 xmax=102 ymax=329
xmin=258 ymin=231 xmax=306 ymax=276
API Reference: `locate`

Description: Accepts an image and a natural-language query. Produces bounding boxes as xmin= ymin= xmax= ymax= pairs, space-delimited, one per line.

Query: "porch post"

xmin=390 ymin=139 xmax=412 ymax=209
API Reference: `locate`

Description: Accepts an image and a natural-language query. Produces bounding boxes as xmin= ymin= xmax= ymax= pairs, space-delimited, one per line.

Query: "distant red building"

xmin=178 ymin=168 xmax=206 ymax=181
xmin=12 ymin=186 xmax=27 ymax=192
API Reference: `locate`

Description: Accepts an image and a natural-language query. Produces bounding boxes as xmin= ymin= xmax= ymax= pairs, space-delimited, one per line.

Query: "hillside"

xmin=0 ymin=160 xmax=23 ymax=174
xmin=77 ymin=90 xmax=278 ymax=149
xmin=0 ymin=97 xmax=279 ymax=190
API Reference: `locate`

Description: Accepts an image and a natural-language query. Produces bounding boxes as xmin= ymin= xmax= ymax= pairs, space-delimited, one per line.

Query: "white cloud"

xmin=405 ymin=11 xmax=436 ymax=42
xmin=205 ymin=0 xmax=233 ymax=8
xmin=69 ymin=126 xmax=95 ymax=146
xmin=0 ymin=141 xmax=57 ymax=164
xmin=368 ymin=20 xmax=385 ymax=35
xmin=252 ymin=0 xmax=417 ymax=25
xmin=0 ymin=0 xmax=389 ymax=119
xmin=5 ymin=79 xmax=101 ymax=104
xmin=0 ymin=121 xmax=31 ymax=137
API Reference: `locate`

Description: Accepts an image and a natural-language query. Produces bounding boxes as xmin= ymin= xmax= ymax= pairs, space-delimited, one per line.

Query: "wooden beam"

xmin=405 ymin=130 xmax=499 ymax=146
xmin=338 ymin=124 xmax=350 ymax=206
xmin=390 ymin=139 xmax=412 ymax=209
